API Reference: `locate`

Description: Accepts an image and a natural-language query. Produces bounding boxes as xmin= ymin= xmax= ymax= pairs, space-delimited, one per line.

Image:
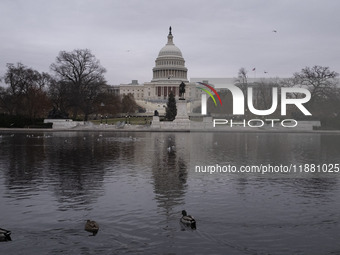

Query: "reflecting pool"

xmin=0 ymin=131 xmax=339 ymax=254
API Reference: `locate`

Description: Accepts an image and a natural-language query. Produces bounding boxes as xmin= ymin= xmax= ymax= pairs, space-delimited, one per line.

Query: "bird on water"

xmin=85 ymin=220 xmax=99 ymax=235
xmin=180 ymin=210 xmax=196 ymax=229
xmin=0 ymin=228 xmax=11 ymax=241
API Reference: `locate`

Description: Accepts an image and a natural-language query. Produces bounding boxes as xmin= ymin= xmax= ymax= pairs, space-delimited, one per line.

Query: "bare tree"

xmin=236 ymin=67 xmax=248 ymax=95
xmin=50 ymin=49 xmax=106 ymax=120
xmin=293 ymin=65 xmax=339 ymax=103
xmin=47 ymin=79 xmax=71 ymax=117
xmin=290 ymin=65 xmax=339 ymax=119
xmin=0 ymin=86 xmax=14 ymax=114
xmin=2 ymin=63 xmax=51 ymax=119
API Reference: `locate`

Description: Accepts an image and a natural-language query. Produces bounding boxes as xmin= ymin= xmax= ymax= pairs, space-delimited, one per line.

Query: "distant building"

xmin=101 ymin=84 xmax=120 ymax=96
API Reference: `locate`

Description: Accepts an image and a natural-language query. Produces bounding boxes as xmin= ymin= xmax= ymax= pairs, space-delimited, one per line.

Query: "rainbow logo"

xmin=196 ymin=82 xmax=222 ymax=106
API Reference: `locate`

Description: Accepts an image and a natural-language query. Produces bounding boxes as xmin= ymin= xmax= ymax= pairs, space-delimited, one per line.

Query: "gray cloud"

xmin=1 ymin=0 xmax=339 ymax=86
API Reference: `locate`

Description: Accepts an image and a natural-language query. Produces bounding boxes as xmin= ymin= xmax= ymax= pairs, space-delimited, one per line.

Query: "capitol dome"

xmin=152 ymin=27 xmax=188 ymax=82
xmin=158 ymin=43 xmax=183 ymax=57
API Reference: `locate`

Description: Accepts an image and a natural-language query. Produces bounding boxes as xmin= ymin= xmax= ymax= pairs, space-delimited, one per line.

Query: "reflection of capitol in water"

xmin=1 ymin=131 xmax=324 ymax=212
xmin=148 ymin=133 xmax=190 ymax=210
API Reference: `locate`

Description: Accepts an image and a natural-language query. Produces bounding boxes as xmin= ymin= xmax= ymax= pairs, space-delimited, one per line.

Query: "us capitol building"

xmin=115 ymin=27 xmax=285 ymax=115
xmin=118 ymin=27 xmax=202 ymax=114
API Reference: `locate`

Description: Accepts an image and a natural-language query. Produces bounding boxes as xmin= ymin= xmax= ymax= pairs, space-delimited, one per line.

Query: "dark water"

xmin=0 ymin=131 xmax=339 ymax=254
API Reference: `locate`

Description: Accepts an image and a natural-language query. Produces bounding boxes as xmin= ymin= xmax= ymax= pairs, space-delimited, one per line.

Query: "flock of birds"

xmin=0 ymin=210 xmax=196 ymax=241
xmin=85 ymin=209 xmax=196 ymax=235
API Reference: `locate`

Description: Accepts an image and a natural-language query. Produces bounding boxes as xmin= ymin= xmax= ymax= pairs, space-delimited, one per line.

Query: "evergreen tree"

xmin=165 ymin=92 xmax=177 ymax=121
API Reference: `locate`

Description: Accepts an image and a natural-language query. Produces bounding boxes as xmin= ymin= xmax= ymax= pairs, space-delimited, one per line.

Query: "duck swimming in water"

xmin=0 ymin=228 xmax=11 ymax=241
xmin=180 ymin=210 xmax=196 ymax=229
xmin=85 ymin=220 xmax=99 ymax=235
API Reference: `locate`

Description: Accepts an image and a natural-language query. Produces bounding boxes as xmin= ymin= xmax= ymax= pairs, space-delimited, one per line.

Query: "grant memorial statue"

xmin=179 ymin=81 xmax=186 ymax=100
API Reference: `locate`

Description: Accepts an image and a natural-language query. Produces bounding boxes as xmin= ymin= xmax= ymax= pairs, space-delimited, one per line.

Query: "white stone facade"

xmin=44 ymin=119 xmax=88 ymax=129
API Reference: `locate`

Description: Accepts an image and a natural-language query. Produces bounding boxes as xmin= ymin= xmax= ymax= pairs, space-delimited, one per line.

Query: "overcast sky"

xmin=0 ymin=0 xmax=339 ymax=86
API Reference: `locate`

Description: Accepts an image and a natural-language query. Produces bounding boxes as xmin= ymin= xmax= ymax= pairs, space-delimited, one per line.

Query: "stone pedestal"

xmin=151 ymin=100 xmax=191 ymax=130
xmin=151 ymin=116 xmax=161 ymax=128
xmin=175 ymin=99 xmax=189 ymax=119
xmin=173 ymin=99 xmax=190 ymax=129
